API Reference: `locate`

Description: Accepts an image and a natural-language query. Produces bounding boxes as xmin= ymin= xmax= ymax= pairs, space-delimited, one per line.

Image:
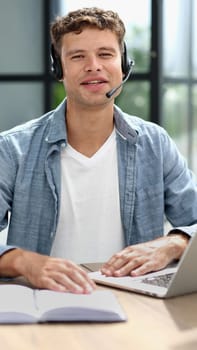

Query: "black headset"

xmin=50 ymin=45 xmax=63 ymax=80
xmin=50 ymin=42 xmax=132 ymax=81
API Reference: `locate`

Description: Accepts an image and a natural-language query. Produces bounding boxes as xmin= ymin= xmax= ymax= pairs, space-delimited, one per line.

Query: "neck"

xmin=65 ymin=102 xmax=114 ymax=157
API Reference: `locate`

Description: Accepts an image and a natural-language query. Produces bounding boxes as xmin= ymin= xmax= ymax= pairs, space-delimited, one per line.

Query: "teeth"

xmin=86 ymin=80 xmax=102 ymax=84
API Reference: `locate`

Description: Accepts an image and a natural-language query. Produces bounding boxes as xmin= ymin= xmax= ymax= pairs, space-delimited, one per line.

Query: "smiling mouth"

xmin=81 ymin=80 xmax=106 ymax=85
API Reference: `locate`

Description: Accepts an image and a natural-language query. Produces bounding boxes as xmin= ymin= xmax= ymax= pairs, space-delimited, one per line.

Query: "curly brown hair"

xmin=50 ymin=7 xmax=125 ymax=54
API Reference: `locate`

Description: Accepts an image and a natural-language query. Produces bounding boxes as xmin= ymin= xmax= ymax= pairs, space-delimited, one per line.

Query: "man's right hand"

xmin=0 ymin=249 xmax=95 ymax=294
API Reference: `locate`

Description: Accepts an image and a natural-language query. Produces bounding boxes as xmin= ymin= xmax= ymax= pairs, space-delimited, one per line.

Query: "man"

xmin=0 ymin=8 xmax=197 ymax=294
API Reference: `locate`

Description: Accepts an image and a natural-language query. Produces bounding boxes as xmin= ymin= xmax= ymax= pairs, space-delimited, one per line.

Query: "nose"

xmin=84 ymin=55 xmax=102 ymax=72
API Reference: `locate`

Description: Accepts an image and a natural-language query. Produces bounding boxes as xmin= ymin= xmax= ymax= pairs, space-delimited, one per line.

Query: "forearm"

xmin=0 ymin=248 xmax=25 ymax=277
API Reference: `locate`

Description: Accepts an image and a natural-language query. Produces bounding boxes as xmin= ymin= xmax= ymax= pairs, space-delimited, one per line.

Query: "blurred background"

xmin=0 ymin=0 xmax=197 ymax=175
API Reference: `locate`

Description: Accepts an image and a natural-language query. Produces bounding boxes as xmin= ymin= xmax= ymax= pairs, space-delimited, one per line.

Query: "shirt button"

xmin=50 ymin=232 xmax=54 ymax=238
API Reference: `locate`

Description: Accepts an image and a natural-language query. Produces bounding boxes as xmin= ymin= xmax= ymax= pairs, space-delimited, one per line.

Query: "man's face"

xmin=60 ymin=28 xmax=123 ymax=108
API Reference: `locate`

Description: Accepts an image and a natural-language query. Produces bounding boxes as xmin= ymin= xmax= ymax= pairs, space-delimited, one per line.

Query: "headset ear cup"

xmin=121 ymin=42 xmax=130 ymax=76
xmin=50 ymin=45 xmax=63 ymax=80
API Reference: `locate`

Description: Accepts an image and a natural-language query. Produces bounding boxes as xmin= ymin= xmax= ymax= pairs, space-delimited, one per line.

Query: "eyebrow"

xmin=66 ymin=49 xmax=85 ymax=57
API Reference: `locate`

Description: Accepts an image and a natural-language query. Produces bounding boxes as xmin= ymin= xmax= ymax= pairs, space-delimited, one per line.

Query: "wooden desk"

xmin=0 ymin=283 xmax=197 ymax=350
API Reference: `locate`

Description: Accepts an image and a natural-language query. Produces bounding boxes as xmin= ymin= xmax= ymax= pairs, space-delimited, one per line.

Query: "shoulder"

xmin=0 ymin=99 xmax=66 ymax=148
xmin=0 ymin=110 xmax=54 ymax=141
xmin=114 ymin=105 xmax=170 ymax=144
xmin=0 ymin=111 xmax=54 ymax=166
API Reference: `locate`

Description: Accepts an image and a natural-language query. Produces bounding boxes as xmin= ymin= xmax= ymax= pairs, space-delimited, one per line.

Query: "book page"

xmin=35 ymin=289 xmax=126 ymax=322
xmin=0 ymin=285 xmax=37 ymax=323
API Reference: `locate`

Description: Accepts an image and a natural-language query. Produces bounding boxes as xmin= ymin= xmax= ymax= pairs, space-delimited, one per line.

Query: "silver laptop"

xmin=88 ymin=233 xmax=197 ymax=298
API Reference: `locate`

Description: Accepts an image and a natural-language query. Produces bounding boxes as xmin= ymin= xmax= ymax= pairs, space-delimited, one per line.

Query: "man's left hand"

xmin=101 ymin=233 xmax=189 ymax=277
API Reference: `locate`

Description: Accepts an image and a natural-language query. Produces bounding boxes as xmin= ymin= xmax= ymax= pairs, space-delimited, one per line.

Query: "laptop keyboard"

xmin=141 ymin=273 xmax=174 ymax=288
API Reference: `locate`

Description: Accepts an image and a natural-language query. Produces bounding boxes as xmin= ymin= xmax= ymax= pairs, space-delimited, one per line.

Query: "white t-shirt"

xmin=50 ymin=128 xmax=124 ymax=263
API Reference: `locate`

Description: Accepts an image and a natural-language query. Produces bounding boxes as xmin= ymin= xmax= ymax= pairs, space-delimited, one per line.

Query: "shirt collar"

xmin=45 ymin=99 xmax=68 ymax=144
xmin=46 ymin=99 xmax=138 ymax=145
xmin=114 ymin=105 xmax=138 ymax=144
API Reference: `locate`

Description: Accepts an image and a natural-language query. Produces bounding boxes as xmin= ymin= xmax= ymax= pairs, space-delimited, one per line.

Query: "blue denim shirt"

xmin=0 ymin=99 xmax=197 ymax=256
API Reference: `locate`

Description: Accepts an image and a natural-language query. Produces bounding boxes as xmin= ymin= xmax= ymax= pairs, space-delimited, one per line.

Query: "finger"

xmin=35 ymin=260 xmax=96 ymax=293
xmin=101 ymin=246 xmax=140 ymax=275
xmin=130 ymin=258 xmax=166 ymax=277
xmin=41 ymin=270 xmax=92 ymax=294
xmin=101 ymin=252 xmax=130 ymax=275
xmin=63 ymin=261 xmax=96 ymax=291
xmin=113 ymin=256 xmax=147 ymax=277
xmin=38 ymin=276 xmax=69 ymax=292
xmin=65 ymin=268 xmax=96 ymax=293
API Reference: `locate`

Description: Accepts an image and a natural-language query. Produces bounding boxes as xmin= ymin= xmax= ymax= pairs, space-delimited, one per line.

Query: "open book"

xmin=0 ymin=284 xmax=126 ymax=323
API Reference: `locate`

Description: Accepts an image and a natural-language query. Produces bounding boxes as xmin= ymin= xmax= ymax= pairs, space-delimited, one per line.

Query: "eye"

xmin=71 ymin=54 xmax=84 ymax=60
xmin=99 ymin=52 xmax=113 ymax=58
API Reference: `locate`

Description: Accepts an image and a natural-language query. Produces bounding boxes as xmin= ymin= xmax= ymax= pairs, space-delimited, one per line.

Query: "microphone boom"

xmin=106 ymin=60 xmax=135 ymax=99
